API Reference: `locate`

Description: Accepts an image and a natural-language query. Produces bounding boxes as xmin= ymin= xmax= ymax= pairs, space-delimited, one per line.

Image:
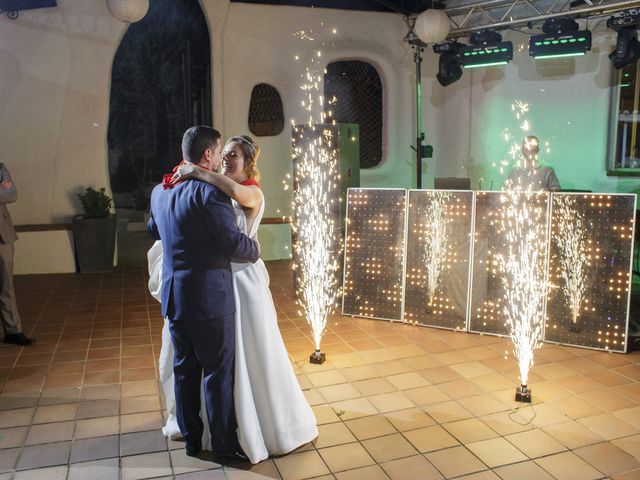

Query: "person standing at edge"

xmin=0 ymin=164 xmax=34 ymax=346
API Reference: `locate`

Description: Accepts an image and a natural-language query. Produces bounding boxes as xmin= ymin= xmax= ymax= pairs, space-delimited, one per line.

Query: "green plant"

xmin=78 ymin=187 xmax=112 ymax=219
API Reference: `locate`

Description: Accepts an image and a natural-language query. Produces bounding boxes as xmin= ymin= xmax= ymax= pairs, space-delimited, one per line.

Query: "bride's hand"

xmin=171 ymin=161 xmax=200 ymax=184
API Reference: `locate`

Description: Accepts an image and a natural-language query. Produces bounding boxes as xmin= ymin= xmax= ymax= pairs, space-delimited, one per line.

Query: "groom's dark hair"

xmin=182 ymin=126 xmax=221 ymax=163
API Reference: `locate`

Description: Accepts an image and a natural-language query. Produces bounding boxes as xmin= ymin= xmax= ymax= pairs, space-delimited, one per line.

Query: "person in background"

xmin=0 ymin=164 xmax=34 ymax=346
xmin=504 ymin=135 xmax=560 ymax=192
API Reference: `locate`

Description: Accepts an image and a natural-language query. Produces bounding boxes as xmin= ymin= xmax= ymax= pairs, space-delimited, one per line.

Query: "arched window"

xmin=324 ymin=61 xmax=383 ymax=168
xmin=248 ymin=83 xmax=284 ymax=136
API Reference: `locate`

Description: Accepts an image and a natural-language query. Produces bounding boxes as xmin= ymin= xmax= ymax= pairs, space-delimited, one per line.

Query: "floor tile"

xmin=313 ymin=422 xmax=357 ymax=448
xmin=426 ymin=445 xmax=487 ymax=478
xmin=68 ymin=458 xmax=119 ymax=480
xmin=466 ymin=437 xmax=528 ymax=468
xmin=368 ymin=391 xmax=414 ymax=413
xmin=403 ymin=425 xmax=459 ymax=453
xmin=170 ymin=448 xmax=215 ymax=475
xmin=0 ymin=448 xmax=19 ymax=473
xmin=76 ymin=399 xmax=120 ymax=419
xmin=386 ymin=372 xmax=429 ymax=390
xmin=578 ymin=413 xmax=640 ymax=441
xmin=273 ymin=450 xmax=330 ymax=480
xmin=17 ymin=441 xmax=72 ymax=470
xmin=380 ymin=455 xmax=443 ymax=480
xmin=121 ymin=451 xmax=172 ymax=480
xmin=574 ymin=442 xmax=640 ymax=477
xmin=70 ymin=435 xmax=119 ymax=464
xmin=330 ymin=398 xmax=378 ymax=421
xmin=352 ymin=378 xmax=396 ymax=397
xmin=345 ymin=415 xmax=397 ymax=440
xmin=443 ymin=418 xmax=500 ymax=444
xmin=75 ymin=416 xmax=120 ymax=439
xmin=33 ymin=403 xmax=77 ymax=424
xmin=120 ymin=430 xmax=167 ymax=460
xmin=0 ymin=425 xmax=28 ymax=448
xmin=534 ymin=451 xmax=604 ymax=480
xmin=383 ymin=407 xmax=436 ymax=432
xmin=493 ymin=460 xmax=555 ymax=480
xmin=362 ymin=433 xmax=417 ymax=463
xmin=120 ymin=411 xmax=163 ymax=434
xmin=319 ymin=442 xmax=375 ymax=472
xmin=504 ymin=429 xmax=567 ymax=458
xmin=25 ymin=420 xmax=75 ymax=445
xmin=14 ymin=465 xmax=68 ymax=480
xmin=334 ymin=464 xmax=390 ymax=480
xmin=0 ymin=407 xmax=34 ymax=428
xmin=543 ymin=420 xmax=604 ymax=449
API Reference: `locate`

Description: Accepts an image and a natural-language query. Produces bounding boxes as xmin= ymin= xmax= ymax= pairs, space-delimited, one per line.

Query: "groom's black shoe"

xmin=211 ymin=448 xmax=249 ymax=463
xmin=4 ymin=333 xmax=34 ymax=346
xmin=185 ymin=443 xmax=202 ymax=457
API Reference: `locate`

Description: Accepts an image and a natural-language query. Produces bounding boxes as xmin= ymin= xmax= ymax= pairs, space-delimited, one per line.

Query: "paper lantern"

xmin=106 ymin=0 xmax=149 ymax=23
xmin=414 ymin=9 xmax=451 ymax=44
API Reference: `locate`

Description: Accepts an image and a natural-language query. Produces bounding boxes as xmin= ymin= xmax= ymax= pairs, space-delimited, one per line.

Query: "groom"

xmin=148 ymin=126 xmax=260 ymax=460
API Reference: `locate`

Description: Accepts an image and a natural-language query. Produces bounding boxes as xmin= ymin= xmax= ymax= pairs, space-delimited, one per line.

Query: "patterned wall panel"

xmin=468 ymin=191 xmax=550 ymax=336
xmin=404 ymin=190 xmax=473 ymax=330
xmin=342 ymin=188 xmax=406 ymax=321
xmin=545 ymin=193 xmax=636 ymax=352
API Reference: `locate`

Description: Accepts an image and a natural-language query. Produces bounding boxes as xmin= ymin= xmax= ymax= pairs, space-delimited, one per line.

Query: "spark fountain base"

xmin=515 ymin=384 xmax=531 ymax=403
xmin=310 ymin=350 xmax=326 ymax=365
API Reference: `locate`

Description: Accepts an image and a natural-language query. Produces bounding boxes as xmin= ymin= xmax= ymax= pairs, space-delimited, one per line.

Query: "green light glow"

xmin=620 ymin=83 xmax=632 ymax=87
xmin=463 ymin=61 xmax=509 ymax=68
xmin=533 ymin=52 xmax=586 ymax=60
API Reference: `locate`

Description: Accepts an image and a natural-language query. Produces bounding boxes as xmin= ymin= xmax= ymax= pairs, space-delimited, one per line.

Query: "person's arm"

xmin=546 ymin=168 xmax=561 ymax=192
xmin=173 ymin=162 xmax=263 ymax=209
xmin=202 ymin=188 xmax=260 ymax=262
xmin=147 ymin=210 xmax=160 ymax=240
xmin=0 ymin=164 xmax=17 ymax=204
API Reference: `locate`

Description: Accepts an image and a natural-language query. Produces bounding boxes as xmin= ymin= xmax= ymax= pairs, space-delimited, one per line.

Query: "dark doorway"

xmin=107 ymin=0 xmax=211 ymax=265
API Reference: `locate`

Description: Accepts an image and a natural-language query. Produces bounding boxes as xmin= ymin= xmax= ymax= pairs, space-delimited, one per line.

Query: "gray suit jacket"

xmin=0 ymin=164 xmax=18 ymax=245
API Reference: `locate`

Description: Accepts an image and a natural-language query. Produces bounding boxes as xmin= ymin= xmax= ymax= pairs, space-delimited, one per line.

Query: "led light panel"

xmin=468 ymin=191 xmax=550 ymax=336
xmin=404 ymin=190 xmax=474 ymax=330
xmin=545 ymin=193 xmax=636 ymax=352
xmin=342 ymin=188 xmax=406 ymax=321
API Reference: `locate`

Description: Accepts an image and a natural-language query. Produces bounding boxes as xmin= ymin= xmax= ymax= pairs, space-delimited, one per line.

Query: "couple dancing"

xmin=147 ymin=126 xmax=317 ymax=464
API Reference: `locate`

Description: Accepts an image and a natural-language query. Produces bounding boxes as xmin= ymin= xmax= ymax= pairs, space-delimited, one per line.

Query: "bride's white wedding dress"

xmin=148 ymin=197 xmax=318 ymax=464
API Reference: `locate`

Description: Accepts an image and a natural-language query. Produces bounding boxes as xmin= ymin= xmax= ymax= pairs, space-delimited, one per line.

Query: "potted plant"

xmin=72 ymin=187 xmax=117 ymax=273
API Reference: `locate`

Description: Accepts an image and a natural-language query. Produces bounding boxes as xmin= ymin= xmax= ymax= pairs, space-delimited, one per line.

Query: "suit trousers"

xmin=0 ymin=242 xmax=21 ymax=336
xmin=169 ymin=314 xmax=237 ymax=453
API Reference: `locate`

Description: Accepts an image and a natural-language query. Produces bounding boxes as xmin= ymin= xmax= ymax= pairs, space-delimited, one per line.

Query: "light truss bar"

xmin=446 ymin=0 xmax=640 ymax=37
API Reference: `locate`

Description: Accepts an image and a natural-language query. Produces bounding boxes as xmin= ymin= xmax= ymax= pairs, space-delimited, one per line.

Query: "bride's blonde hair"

xmin=228 ymin=135 xmax=260 ymax=182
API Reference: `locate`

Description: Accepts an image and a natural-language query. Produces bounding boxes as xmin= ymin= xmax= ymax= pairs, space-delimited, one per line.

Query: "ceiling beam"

xmin=446 ymin=0 xmax=640 ymax=37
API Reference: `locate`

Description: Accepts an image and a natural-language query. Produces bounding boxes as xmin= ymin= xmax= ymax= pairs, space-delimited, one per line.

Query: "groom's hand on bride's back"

xmin=203 ymin=187 xmax=260 ymax=263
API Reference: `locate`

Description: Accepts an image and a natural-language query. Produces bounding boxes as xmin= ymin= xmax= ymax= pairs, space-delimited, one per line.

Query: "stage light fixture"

xmin=607 ymin=10 xmax=640 ymax=69
xmin=529 ymin=17 xmax=591 ymax=60
xmin=433 ymin=41 xmax=463 ymax=86
xmin=460 ymin=30 xmax=513 ymax=69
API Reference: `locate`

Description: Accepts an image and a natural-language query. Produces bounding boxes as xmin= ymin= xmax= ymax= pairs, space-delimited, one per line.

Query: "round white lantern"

xmin=106 ymin=0 xmax=149 ymax=23
xmin=414 ymin=9 xmax=451 ymax=44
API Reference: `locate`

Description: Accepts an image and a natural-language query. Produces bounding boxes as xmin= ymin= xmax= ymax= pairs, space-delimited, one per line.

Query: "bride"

xmin=148 ymin=135 xmax=318 ymax=464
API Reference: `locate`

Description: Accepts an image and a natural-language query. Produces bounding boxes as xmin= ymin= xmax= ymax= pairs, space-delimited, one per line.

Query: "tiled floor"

xmin=2 ymin=257 xmax=640 ymax=479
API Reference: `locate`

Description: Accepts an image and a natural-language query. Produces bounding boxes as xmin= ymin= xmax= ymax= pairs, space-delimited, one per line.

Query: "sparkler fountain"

xmin=290 ymin=29 xmax=341 ymax=364
xmin=422 ymin=192 xmax=451 ymax=310
xmin=498 ymin=101 xmax=549 ymax=402
xmin=553 ymin=195 xmax=589 ymax=332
